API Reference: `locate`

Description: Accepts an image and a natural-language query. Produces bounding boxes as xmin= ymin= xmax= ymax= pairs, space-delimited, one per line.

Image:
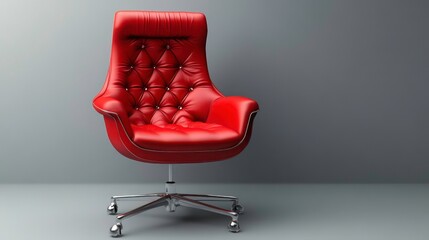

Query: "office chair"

xmin=93 ymin=11 xmax=259 ymax=237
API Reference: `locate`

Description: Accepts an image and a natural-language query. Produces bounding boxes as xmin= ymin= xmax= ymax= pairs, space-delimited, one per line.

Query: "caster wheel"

xmin=107 ymin=201 xmax=118 ymax=215
xmin=228 ymin=220 xmax=240 ymax=233
xmin=110 ymin=222 xmax=123 ymax=237
xmin=232 ymin=203 xmax=244 ymax=214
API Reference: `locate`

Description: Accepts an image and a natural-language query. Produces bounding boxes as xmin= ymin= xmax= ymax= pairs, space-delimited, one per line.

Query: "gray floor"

xmin=1 ymin=184 xmax=429 ymax=240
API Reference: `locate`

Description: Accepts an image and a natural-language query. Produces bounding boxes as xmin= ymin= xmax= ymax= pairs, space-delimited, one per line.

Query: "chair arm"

xmin=206 ymin=96 xmax=259 ymax=134
xmin=92 ymin=96 xmax=133 ymax=137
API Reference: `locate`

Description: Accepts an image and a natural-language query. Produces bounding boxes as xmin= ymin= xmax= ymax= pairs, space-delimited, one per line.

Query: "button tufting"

xmin=93 ymin=12 xmax=260 ymax=162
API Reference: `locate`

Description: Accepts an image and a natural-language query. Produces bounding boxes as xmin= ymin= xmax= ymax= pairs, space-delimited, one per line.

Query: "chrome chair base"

xmin=107 ymin=183 xmax=243 ymax=237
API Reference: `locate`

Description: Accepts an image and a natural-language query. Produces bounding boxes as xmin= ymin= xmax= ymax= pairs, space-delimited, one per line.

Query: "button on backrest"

xmin=110 ymin=12 xmax=223 ymax=126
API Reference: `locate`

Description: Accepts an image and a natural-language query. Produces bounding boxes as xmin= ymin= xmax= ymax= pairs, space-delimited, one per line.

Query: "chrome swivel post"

xmin=166 ymin=185 xmax=177 ymax=212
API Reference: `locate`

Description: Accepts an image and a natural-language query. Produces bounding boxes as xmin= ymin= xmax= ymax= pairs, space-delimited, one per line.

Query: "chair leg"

xmin=177 ymin=193 xmax=237 ymax=202
xmin=107 ymin=193 xmax=165 ymax=215
xmin=116 ymin=196 xmax=168 ymax=220
xmin=177 ymin=193 xmax=244 ymax=214
xmin=173 ymin=195 xmax=241 ymax=233
xmin=112 ymin=193 xmax=165 ymax=200
xmin=110 ymin=196 xmax=169 ymax=237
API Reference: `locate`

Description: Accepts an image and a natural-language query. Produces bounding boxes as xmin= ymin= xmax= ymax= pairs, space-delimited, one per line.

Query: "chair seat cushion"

xmin=131 ymin=122 xmax=241 ymax=151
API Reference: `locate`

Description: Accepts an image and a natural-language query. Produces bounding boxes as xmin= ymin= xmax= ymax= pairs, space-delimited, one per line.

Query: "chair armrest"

xmin=92 ymin=96 xmax=133 ymax=137
xmin=206 ymin=96 xmax=259 ymax=134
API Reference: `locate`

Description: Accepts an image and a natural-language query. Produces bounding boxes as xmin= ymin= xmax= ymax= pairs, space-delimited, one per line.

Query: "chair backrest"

xmin=98 ymin=11 xmax=223 ymax=126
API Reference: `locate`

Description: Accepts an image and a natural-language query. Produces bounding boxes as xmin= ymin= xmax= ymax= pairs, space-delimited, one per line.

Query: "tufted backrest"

xmin=98 ymin=11 xmax=222 ymax=126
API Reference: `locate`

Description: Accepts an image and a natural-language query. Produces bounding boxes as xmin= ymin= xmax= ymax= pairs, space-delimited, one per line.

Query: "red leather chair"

xmin=93 ymin=11 xmax=259 ymax=237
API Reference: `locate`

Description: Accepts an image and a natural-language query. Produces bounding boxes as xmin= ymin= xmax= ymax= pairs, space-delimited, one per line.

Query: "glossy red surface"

xmin=93 ymin=11 xmax=259 ymax=163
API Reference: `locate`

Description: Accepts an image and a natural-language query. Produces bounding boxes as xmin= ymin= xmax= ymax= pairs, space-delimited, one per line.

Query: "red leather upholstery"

xmin=93 ymin=11 xmax=259 ymax=163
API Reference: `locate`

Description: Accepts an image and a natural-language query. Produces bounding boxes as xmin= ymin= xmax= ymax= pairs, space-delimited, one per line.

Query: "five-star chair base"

xmin=107 ymin=181 xmax=243 ymax=237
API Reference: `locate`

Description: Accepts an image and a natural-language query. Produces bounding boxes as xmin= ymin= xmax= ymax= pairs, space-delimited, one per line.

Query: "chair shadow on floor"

xmin=115 ymin=199 xmax=293 ymax=236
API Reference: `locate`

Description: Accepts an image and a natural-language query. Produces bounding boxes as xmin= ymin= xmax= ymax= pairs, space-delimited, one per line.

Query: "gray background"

xmin=0 ymin=0 xmax=428 ymax=183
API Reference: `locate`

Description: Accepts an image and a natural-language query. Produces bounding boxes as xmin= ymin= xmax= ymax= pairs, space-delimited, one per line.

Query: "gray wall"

xmin=1 ymin=0 xmax=428 ymax=183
